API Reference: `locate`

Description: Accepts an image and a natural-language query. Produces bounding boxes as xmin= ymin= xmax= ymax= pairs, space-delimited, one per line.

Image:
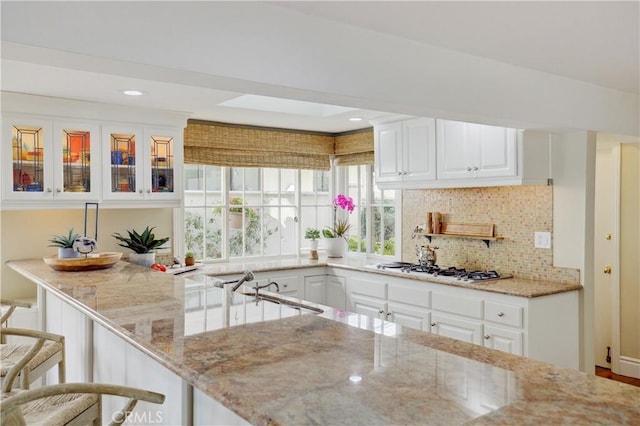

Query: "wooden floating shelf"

xmin=416 ymin=232 xmax=504 ymax=248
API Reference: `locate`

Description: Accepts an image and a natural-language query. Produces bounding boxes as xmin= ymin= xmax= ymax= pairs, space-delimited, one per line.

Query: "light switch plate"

xmin=534 ymin=231 xmax=552 ymax=249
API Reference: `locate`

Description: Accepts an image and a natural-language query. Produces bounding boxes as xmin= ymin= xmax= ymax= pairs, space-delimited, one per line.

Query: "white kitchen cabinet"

xmin=2 ymin=112 xmax=183 ymax=208
xmin=102 ymin=125 xmax=182 ymax=205
xmin=436 ymin=120 xmax=549 ymax=188
xmin=303 ymin=274 xmax=346 ymax=309
xmin=483 ymin=324 xmax=523 ymax=355
xmin=303 ymin=275 xmax=325 ymax=304
xmin=374 ymin=117 xmax=436 ymax=188
xmin=251 ymin=272 xmax=300 ymax=298
xmin=430 ymin=313 xmax=483 ymax=345
xmin=336 ymin=267 xmax=577 ymax=368
xmin=386 ymin=301 xmax=431 ymax=331
xmin=2 ymin=114 xmax=101 ymax=205
xmin=437 ymin=120 xmax=517 ymax=181
xmin=324 ymin=275 xmax=346 ymax=310
xmin=346 ymin=274 xmax=431 ymax=331
xmin=351 ymin=294 xmax=386 ymax=319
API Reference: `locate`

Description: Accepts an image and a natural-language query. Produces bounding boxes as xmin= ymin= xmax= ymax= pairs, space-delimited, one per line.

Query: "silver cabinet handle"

xmin=466 ymin=167 xmax=472 ymax=171
xmin=283 ymin=284 xmax=288 ymax=288
xmin=497 ymin=312 xmax=505 ymax=317
xmin=56 ymin=188 xmax=62 ymax=193
xmin=386 ymin=312 xmax=392 ymax=317
xmin=484 ymin=335 xmax=491 ymax=340
xmin=431 ymin=322 xmax=437 ymax=327
xmin=378 ymin=310 xmax=384 ymax=314
xmin=46 ymin=188 xmax=52 ymax=193
xmin=397 ymin=172 xmax=403 ymax=175
xmin=473 ymin=166 xmax=479 ymax=171
xmin=147 ymin=189 xmax=151 ymax=194
xmin=139 ymin=189 xmax=144 ymax=194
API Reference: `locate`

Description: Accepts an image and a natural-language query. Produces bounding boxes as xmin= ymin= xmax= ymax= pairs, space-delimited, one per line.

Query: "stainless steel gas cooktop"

xmin=367 ymin=262 xmax=512 ymax=284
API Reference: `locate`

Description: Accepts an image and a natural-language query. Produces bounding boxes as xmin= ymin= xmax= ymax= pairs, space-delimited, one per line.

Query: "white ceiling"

xmin=1 ymin=1 xmax=638 ymax=134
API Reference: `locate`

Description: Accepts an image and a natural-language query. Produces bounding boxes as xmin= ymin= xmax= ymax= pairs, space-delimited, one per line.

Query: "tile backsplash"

xmin=402 ymin=185 xmax=580 ymax=284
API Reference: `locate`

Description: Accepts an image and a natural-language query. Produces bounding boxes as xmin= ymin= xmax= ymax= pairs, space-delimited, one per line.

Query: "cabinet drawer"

xmin=432 ymin=292 xmax=483 ymax=319
xmin=349 ymin=277 xmax=386 ymax=299
xmin=387 ymin=282 xmax=431 ymax=308
xmin=484 ymin=301 xmax=523 ymax=328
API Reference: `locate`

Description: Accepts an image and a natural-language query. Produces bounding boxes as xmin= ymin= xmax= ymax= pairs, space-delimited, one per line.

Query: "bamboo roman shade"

xmin=184 ymin=120 xmax=334 ymax=170
xmin=333 ymin=129 xmax=374 ymax=166
xmin=184 ymin=120 xmax=373 ymax=170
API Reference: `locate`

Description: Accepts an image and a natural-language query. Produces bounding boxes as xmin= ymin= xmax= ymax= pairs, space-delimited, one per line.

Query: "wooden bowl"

xmin=43 ymin=252 xmax=122 ymax=271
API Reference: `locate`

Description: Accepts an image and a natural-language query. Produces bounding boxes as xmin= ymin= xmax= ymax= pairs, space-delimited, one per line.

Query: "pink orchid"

xmin=333 ymin=194 xmax=355 ymax=213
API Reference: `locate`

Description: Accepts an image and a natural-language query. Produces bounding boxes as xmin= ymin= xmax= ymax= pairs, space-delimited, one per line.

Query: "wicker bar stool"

xmin=1 ymin=327 xmax=66 ymax=390
xmin=1 ymin=339 xmax=165 ymax=425
xmin=1 ymin=299 xmax=66 ymax=389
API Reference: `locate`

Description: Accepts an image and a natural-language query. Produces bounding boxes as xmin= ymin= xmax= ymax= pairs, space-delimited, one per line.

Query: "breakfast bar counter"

xmin=7 ymin=259 xmax=640 ymax=425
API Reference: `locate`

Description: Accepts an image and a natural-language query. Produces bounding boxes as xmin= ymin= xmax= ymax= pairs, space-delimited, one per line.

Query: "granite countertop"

xmin=8 ymin=259 xmax=637 ymax=425
xmin=190 ymin=256 xmax=583 ymax=298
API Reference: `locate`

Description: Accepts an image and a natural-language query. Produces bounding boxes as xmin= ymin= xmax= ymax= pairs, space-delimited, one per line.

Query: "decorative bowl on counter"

xmin=43 ymin=252 xmax=122 ymax=271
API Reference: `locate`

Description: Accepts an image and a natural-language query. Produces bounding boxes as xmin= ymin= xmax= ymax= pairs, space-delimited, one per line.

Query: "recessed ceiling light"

xmin=123 ymin=89 xmax=143 ymax=96
xmin=349 ymin=117 xmax=364 ymax=122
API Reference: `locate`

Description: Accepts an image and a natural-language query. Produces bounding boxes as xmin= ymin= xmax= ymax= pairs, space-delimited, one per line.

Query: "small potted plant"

xmin=184 ymin=251 xmax=196 ymax=267
xmin=324 ymin=194 xmax=355 ymax=258
xmin=304 ymin=228 xmax=320 ymax=259
xmin=228 ymin=196 xmax=245 ymax=229
xmin=48 ymin=228 xmax=81 ymax=259
xmin=112 ymin=226 xmax=170 ymax=267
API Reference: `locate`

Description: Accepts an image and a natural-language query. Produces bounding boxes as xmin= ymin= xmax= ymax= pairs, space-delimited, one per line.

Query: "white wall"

xmin=551 ymin=131 xmax=597 ymax=372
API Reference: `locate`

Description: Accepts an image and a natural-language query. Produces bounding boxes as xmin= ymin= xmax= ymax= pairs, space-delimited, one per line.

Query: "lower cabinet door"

xmin=483 ymin=325 xmax=523 ymax=355
xmin=386 ymin=301 xmax=430 ymax=331
xmin=431 ymin=313 xmax=483 ymax=344
xmin=350 ymin=294 xmax=385 ymax=319
xmin=303 ymin=275 xmax=325 ymax=304
xmin=324 ymin=275 xmax=346 ymax=310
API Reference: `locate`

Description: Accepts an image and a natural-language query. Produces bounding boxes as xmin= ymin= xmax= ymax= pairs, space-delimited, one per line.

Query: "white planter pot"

xmin=308 ymin=240 xmax=319 ymax=260
xmin=57 ymin=247 xmax=79 ymax=259
xmin=325 ymin=237 xmax=347 ymax=258
xmin=128 ymin=252 xmax=156 ymax=268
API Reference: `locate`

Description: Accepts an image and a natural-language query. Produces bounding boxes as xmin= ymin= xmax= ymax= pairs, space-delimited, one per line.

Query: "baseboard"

xmin=618 ymin=356 xmax=640 ymax=379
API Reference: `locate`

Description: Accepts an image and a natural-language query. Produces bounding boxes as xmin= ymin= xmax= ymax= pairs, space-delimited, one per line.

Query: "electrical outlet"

xmin=534 ymin=231 xmax=551 ymax=249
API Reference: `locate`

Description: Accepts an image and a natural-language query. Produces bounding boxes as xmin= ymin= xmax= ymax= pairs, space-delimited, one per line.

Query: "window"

xmin=182 ymin=164 xmax=398 ymax=260
xmin=341 ymin=165 xmax=398 ymax=257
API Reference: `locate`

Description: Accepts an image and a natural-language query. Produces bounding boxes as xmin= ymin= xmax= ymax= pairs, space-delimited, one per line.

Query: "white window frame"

xmin=177 ymin=164 xmax=401 ymax=262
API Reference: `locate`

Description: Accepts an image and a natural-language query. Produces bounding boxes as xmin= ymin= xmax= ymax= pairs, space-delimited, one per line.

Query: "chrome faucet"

xmin=231 ymin=270 xmax=255 ymax=292
xmin=250 ymin=281 xmax=280 ymax=305
xmin=213 ymin=270 xmax=255 ymax=291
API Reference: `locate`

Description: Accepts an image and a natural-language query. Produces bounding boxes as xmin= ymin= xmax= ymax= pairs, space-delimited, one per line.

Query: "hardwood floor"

xmin=595 ymin=366 xmax=640 ymax=388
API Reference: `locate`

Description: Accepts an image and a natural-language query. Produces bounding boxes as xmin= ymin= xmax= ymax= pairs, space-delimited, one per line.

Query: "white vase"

xmin=128 ymin=252 xmax=156 ymax=268
xmin=325 ymin=237 xmax=347 ymax=258
xmin=58 ymin=247 xmax=79 ymax=259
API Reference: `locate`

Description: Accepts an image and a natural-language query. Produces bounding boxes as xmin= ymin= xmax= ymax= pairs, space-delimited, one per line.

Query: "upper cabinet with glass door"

xmin=2 ymin=115 xmax=100 ymax=204
xmin=102 ymin=125 xmax=182 ymax=205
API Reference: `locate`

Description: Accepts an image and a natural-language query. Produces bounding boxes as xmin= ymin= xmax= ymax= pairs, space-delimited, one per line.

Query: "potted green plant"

xmin=48 ymin=228 xmax=81 ymax=259
xmin=228 ymin=196 xmax=245 ymax=229
xmin=112 ymin=226 xmax=170 ymax=267
xmin=184 ymin=251 xmax=196 ymax=267
xmin=304 ymin=228 xmax=320 ymax=259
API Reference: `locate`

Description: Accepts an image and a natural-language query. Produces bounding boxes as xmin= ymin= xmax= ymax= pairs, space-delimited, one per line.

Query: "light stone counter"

xmin=7 ymin=259 xmax=637 ymax=425
xmin=195 ymin=256 xmax=582 ymax=298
